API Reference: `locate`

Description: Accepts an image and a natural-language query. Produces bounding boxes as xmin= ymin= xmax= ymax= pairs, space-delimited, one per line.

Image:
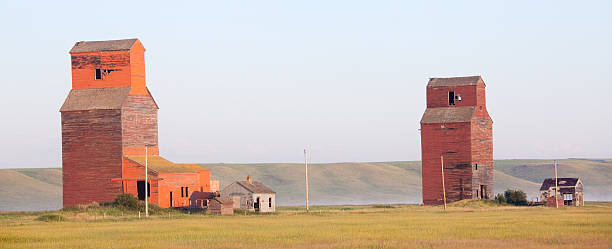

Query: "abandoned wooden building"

xmin=220 ymin=176 xmax=276 ymax=213
xmin=60 ymin=38 xmax=212 ymax=208
xmin=189 ymin=192 xmax=234 ymax=215
xmin=207 ymin=197 xmax=234 ymax=215
xmin=420 ymin=76 xmax=494 ymax=205
xmin=540 ymin=178 xmax=584 ymax=207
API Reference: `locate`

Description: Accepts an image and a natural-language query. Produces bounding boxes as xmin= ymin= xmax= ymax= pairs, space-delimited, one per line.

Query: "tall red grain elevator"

xmin=60 ymin=39 xmax=212 ymax=208
xmin=420 ymin=76 xmax=493 ymax=205
xmin=59 ymin=39 xmax=159 ymax=207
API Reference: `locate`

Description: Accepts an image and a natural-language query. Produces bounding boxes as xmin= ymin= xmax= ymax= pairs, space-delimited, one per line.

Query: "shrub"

xmin=36 ymin=214 xmax=66 ymax=222
xmin=372 ymin=204 xmax=394 ymax=209
xmin=88 ymin=202 xmax=100 ymax=208
xmin=494 ymin=193 xmax=506 ymax=204
xmin=504 ymin=189 xmax=527 ymax=206
xmin=114 ymin=193 xmax=140 ymax=211
xmin=60 ymin=206 xmax=81 ymax=212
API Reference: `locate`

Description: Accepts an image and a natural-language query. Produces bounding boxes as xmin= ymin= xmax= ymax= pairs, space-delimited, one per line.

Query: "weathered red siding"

xmin=61 ymin=110 xmax=123 ymax=206
xmin=121 ymin=94 xmax=159 ymax=156
xmin=121 ymin=157 xmax=160 ymax=204
xmin=421 ymin=122 xmax=473 ymax=204
xmin=470 ymin=117 xmax=494 ymax=198
xmin=158 ymin=173 xmax=206 ymax=208
xmin=71 ymin=51 xmax=132 ymax=90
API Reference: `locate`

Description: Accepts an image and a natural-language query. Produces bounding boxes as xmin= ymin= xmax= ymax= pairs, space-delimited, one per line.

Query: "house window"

xmin=269 ymin=198 xmax=272 ymax=208
xmin=449 ymin=91 xmax=455 ymax=105
xmin=185 ymin=187 xmax=189 ymax=197
xmin=475 ymin=164 xmax=478 ymax=170
xmin=95 ymin=69 xmax=102 ymax=80
xmin=181 ymin=187 xmax=184 ymax=197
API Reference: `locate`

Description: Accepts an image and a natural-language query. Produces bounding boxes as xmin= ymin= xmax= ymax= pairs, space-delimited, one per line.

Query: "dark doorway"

xmin=170 ymin=192 xmax=173 ymax=207
xmin=480 ymin=185 xmax=485 ymax=199
xmin=137 ymin=181 xmax=150 ymax=200
xmin=254 ymin=197 xmax=260 ymax=211
xmin=449 ymin=91 xmax=455 ymax=105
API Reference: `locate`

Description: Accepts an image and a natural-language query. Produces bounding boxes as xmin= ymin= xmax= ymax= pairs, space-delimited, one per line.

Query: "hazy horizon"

xmin=1 ymin=1 xmax=611 ymax=168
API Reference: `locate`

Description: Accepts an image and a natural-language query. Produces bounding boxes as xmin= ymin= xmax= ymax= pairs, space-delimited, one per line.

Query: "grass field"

xmin=1 ymin=201 xmax=611 ymax=249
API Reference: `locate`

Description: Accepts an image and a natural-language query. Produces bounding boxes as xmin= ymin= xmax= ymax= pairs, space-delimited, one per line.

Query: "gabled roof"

xmin=70 ymin=39 xmax=139 ymax=53
xmin=236 ymin=181 xmax=276 ymax=194
xmin=540 ymin=178 xmax=581 ymax=190
xmin=190 ymin=192 xmax=217 ymax=200
xmin=60 ymin=87 xmax=131 ymax=112
xmin=60 ymin=87 xmax=158 ymax=112
xmin=212 ymin=197 xmax=233 ymax=204
xmin=427 ymin=76 xmax=483 ymax=88
xmin=421 ymin=106 xmax=475 ymax=124
xmin=124 ymin=155 xmax=208 ymax=173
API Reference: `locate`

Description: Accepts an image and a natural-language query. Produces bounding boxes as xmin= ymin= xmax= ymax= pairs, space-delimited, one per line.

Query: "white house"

xmin=220 ymin=176 xmax=276 ymax=213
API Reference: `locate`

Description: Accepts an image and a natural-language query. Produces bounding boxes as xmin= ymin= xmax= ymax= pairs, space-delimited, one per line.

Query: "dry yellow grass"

xmin=1 ymin=202 xmax=611 ymax=249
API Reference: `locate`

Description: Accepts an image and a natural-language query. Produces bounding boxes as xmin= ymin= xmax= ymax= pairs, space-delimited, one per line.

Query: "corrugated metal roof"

xmin=60 ymin=87 xmax=131 ymax=112
xmin=236 ymin=181 xmax=276 ymax=194
xmin=70 ymin=39 xmax=139 ymax=53
xmin=540 ymin=178 xmax=581 ymax=190
xmin=124 ymin=155 xmax=208 ymax=173
xmin=427 ymin=76 xmax=483 ymax=88
xmin=420 ymin=106 xmax=475 ymax=124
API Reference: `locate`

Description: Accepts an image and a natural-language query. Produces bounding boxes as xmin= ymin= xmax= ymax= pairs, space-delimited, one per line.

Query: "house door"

xmin=254 ymin=197 xmax=260 ymax=211
xmin=137 ymin=181 xmax=150 ymax=200
xmin=232 ymin=196 xmax=241 ymax=209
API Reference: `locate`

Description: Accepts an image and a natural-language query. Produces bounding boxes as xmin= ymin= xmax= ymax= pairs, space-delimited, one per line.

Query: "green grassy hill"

xmin=0 ymin=168 xmax=61 ymax=211
xmin=1 ymin=159 xmax=610 ymax=211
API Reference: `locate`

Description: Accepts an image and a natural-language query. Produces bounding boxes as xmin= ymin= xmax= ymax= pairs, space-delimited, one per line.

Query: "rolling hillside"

xmin=1 ymin=159 xmax=610 ymax=211
xmin=0 ymin=168 xmax=62 ymax=211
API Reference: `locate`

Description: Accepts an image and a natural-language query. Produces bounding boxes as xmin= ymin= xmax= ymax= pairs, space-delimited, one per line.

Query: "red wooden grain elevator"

xmin=420 ymin=76 xmax=493 ymax=205
xmin=60 ymin=39 xmax=211 ymax=208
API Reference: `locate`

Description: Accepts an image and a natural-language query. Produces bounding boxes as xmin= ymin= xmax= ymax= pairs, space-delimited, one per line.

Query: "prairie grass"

xmin=1 ymin=202 xmax=611 ymax=248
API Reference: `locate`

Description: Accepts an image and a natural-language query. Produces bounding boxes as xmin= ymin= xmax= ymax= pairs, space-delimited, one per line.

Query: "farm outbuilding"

xmin=208 ymin=198 xmax=234 ymax=215
xmin=220 ymin=176 xmax=276 ymax=213
xmin=189 ymin=192 xmax=234 ymax=215
xmin=60 ymin=39 xmax=212 ymax=208
xmin=420 ymin=76 xmax=494 ymax=205
xmin=540 ymin=178 xmax=584 ymax=207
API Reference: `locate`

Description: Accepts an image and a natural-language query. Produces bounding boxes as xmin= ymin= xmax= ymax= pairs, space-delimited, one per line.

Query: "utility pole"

xmin=554 ymin=160 xmax=559 ymax=209
xmin=441 ymin=156 xmax=447 ymax=211
xmin=304 ymin=149 xmax=310 ymax=213
xmin=145 ymin=146 xmax=149 ymax=217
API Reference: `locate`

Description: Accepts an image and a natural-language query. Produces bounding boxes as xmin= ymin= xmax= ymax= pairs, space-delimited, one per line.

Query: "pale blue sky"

xmin=0 ymin=0 xmax=610 ymax=168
